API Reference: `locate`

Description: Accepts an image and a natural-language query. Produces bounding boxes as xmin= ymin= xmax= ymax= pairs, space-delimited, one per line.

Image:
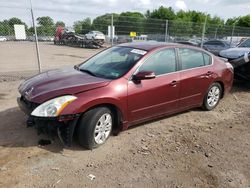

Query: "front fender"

xmin=60 ymin=94 xmax=128 ymax=125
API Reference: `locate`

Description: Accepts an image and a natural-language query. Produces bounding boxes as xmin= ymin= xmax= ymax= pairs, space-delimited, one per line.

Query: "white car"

xmin=0 ymin=36 xmax=7 ymax=42
xmin=85 ymin=31 xmax=105 ymax=40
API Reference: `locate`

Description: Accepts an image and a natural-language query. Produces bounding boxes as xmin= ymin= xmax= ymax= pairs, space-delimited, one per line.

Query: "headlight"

xmin=31 ymin=95 xmax=77 ymax=117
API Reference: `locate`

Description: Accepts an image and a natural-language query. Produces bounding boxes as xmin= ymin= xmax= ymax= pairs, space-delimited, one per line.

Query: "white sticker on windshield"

xmin=130 ymin=49 xmax=147 ymax=55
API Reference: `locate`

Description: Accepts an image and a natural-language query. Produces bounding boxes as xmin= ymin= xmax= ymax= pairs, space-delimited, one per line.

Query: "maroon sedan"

xmin=18 ymin=42 xmax=234 ymax=149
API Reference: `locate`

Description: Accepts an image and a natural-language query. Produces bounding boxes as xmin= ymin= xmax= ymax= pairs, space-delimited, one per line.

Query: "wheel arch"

xmin=215 ymin=80 xmax=225 ymax=98
xmin=75 ymin=103 xmax=124 ymax=136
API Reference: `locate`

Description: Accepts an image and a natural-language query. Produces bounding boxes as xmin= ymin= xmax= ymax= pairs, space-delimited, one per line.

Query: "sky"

xmin=0 ymin=0 xmax=250 ymax=26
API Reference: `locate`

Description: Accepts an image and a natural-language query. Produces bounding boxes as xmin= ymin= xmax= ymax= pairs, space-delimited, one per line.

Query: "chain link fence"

xmin=1 ymin=6 xmax=250 ymax=82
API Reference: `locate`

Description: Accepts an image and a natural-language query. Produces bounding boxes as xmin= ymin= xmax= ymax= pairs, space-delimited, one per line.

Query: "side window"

xmin=179 ymin=48 xmax=205 ymax=70
xmin=203 ymin=53 xmax=212 ymax=66
xmin=138 ymin=49 xmax=176 ymax=75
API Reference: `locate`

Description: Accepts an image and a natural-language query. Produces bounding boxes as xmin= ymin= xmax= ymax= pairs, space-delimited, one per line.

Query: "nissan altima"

xmin=18 ymin=42 xmax=234 ymax=149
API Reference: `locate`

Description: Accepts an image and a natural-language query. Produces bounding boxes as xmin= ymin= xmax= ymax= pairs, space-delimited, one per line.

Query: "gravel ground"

xmin=0 ymin=42 xmax=250 ymax=188
xmin=0 ymin=41 xmax=102 ymax=73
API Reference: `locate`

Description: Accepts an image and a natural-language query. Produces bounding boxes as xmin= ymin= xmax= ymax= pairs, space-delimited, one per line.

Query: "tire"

xmin=77 ymin=107 xmax=113 ymax=149
xmin=203 ymin=82 xmax=222 ymax=111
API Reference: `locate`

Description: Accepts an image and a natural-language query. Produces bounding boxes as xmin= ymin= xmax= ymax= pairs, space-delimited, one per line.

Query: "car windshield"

xmin=78 ymin=46 xmax=146 ymax=79
xmin=238 ymin=39 xmax=250 ymax=47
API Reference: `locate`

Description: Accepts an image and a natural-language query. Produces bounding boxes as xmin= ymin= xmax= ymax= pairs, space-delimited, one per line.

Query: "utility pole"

xmin=201 ymin=14 xmax=208 ymax=48
xmin=230 ymin=23 xmax=236 ymax=46
xmin=29 ymin=0 xmax=42 ymax=73
xmin=111 ymin=14 xmax=113 ymax=46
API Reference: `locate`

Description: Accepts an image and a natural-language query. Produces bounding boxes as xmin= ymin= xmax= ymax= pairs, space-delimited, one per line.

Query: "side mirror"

xmin=133 ymin=71 xmax=156 ymax=81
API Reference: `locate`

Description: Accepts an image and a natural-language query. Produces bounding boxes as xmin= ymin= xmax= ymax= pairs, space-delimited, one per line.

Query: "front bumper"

xmin=17 ymin=96 xmax=80 ymax=146
xmin=17 ymin=96 xmax=38 ymax=115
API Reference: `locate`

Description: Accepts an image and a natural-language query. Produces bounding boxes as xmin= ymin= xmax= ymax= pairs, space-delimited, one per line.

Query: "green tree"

xmin=0 ymin=20 xmax=10 ymax=35
xmin=225 ymin=17 xmax=239 ymax=26
xmin=92 ymin=13 xmax=119 ymax=34
xmin=8 ymin=17 xmax=24 ymax=27
xmin=115 ymin=12 xmax=146 ymax=35
xmin=148 ymin=6 xmax=176 ymax=20
xmin=0 ymin=17 xmax=27 ymax=35
xmin=55 ymin=21 xmax=65 ymax=27
xmin=73 ymin=18 xmax=92 ymax=34
xmin=36 ymin=16 xmax=55 ymax=36
xmin=37 ymin=16 xmax=54 ymax=27
xmin=238 ymin=15 xmax=250 ymax=27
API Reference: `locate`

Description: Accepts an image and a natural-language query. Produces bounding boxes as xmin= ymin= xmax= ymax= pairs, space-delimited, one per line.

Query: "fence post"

xmin=111 ymin=14 xmax=113 ymax=46
xmin=201 ymin=14 xmax=208 ymax=48
xmin=230 ymin=24 xmax=235 ymax=46
xmin=30 ymin=0 xmax=42 ymax=73
xmin=165 ymin=20 xmax=168 ymax=42
xmin=214 ymin=28 xmax=218 ymax=39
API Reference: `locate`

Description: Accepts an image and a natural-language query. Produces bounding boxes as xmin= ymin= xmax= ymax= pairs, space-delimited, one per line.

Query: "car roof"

xmin=118 ymin=41 xmax=181 ymax=51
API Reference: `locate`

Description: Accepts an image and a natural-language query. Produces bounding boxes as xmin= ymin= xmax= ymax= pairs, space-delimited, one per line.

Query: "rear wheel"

xmin=77 ymin=107 xmax=113 ymax=149
xmin=203 ymin=83 xmax=222 ymax=111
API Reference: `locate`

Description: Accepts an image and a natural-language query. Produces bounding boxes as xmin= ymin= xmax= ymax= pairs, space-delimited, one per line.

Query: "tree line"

xmin=0 ymin=6 xmax=250 ymax=37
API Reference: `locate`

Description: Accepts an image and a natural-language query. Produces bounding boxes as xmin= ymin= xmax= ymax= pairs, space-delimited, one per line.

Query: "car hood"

xmin=219 ymin=47 xmax=250 ymax=59
xmin=18 ymin=68 xmax=111 ymax=103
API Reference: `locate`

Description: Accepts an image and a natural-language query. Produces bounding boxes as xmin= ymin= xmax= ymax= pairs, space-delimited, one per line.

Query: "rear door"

xmin=178 ymin=48 xmax=214 ymax=109
xmin=127 ymin=48 xmax=180 ymax=124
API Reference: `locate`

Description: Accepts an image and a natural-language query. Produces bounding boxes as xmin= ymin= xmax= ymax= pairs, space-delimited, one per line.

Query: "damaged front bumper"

xmin=229 ymin=53 xmax=250 ymax=81
xmin=17 ymin=96 xmax=80 ymax=146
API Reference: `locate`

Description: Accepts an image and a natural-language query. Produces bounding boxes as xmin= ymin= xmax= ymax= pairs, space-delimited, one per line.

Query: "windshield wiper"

xmin=79 ymin=69 xmax=97 ymax=77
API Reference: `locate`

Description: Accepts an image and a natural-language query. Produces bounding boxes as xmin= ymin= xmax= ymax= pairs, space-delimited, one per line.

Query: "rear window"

xmin=203 ymin=53 xmax=212 ymax=65
xmin=179 ymin=48 xmax=212 ymax=70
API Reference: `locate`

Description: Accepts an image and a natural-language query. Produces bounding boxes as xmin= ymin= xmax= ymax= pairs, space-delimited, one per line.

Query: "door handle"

xmin=206 ymin=71 xmax=213 ymax=76
xmin=200 ymin=71 xmax=213 ymax=78
xmin=170 ymin=80 xmax=179 ymax=87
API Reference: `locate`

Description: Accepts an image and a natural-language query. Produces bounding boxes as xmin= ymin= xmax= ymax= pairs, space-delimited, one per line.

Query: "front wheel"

xmin=203 ymin=83 xmax=222 ymax=111
xmin=77 ymin=107 xmax=113 ymax=149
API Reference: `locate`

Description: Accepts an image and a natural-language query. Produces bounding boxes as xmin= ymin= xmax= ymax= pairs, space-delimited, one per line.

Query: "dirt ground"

xmin=0 ymin=42 xmax=250 ymax=188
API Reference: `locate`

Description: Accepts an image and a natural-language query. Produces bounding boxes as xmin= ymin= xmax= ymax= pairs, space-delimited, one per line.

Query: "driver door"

xmin=127 ymin=48 xmax=180 ymax=125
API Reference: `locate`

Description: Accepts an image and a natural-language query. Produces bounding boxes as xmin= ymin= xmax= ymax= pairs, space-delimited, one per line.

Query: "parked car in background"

xmin=219 ymin=38 xmax=250 ymax=60
xmin=203 ymin=40 xmax=233 ymax=55
xmin=17 ymin=42 xmax=234 ymax=149
xmin=219 ymin=38 xmax=250 ymax=82
xmin=28 ymin=36 xmax=54 ymax=42
xmin=85 ymin=31 xmax=105 ymax=41
xmin=0 ymin=36 xmax=7 ymax=42
xmin=219 ymin=47 xmax=250 ymax=60
xmin=176 ymin=40 xmax=199 ymax=47
xmin=227 ymin=53 xmax=250 ymax=82
xmin=238 ymin=38 xmax=250 ymax=48
xmin=189 ymin=38 xmax=202 ymax=45
xmin=176 ymin=38 xmax=202 ymax=47
xmin=116 ymin=35 xmax=132 ymax=44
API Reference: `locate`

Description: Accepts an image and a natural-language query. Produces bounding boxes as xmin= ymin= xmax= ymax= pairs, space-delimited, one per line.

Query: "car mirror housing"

xmin=133 ymin=71 xmax=156 ymax=81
